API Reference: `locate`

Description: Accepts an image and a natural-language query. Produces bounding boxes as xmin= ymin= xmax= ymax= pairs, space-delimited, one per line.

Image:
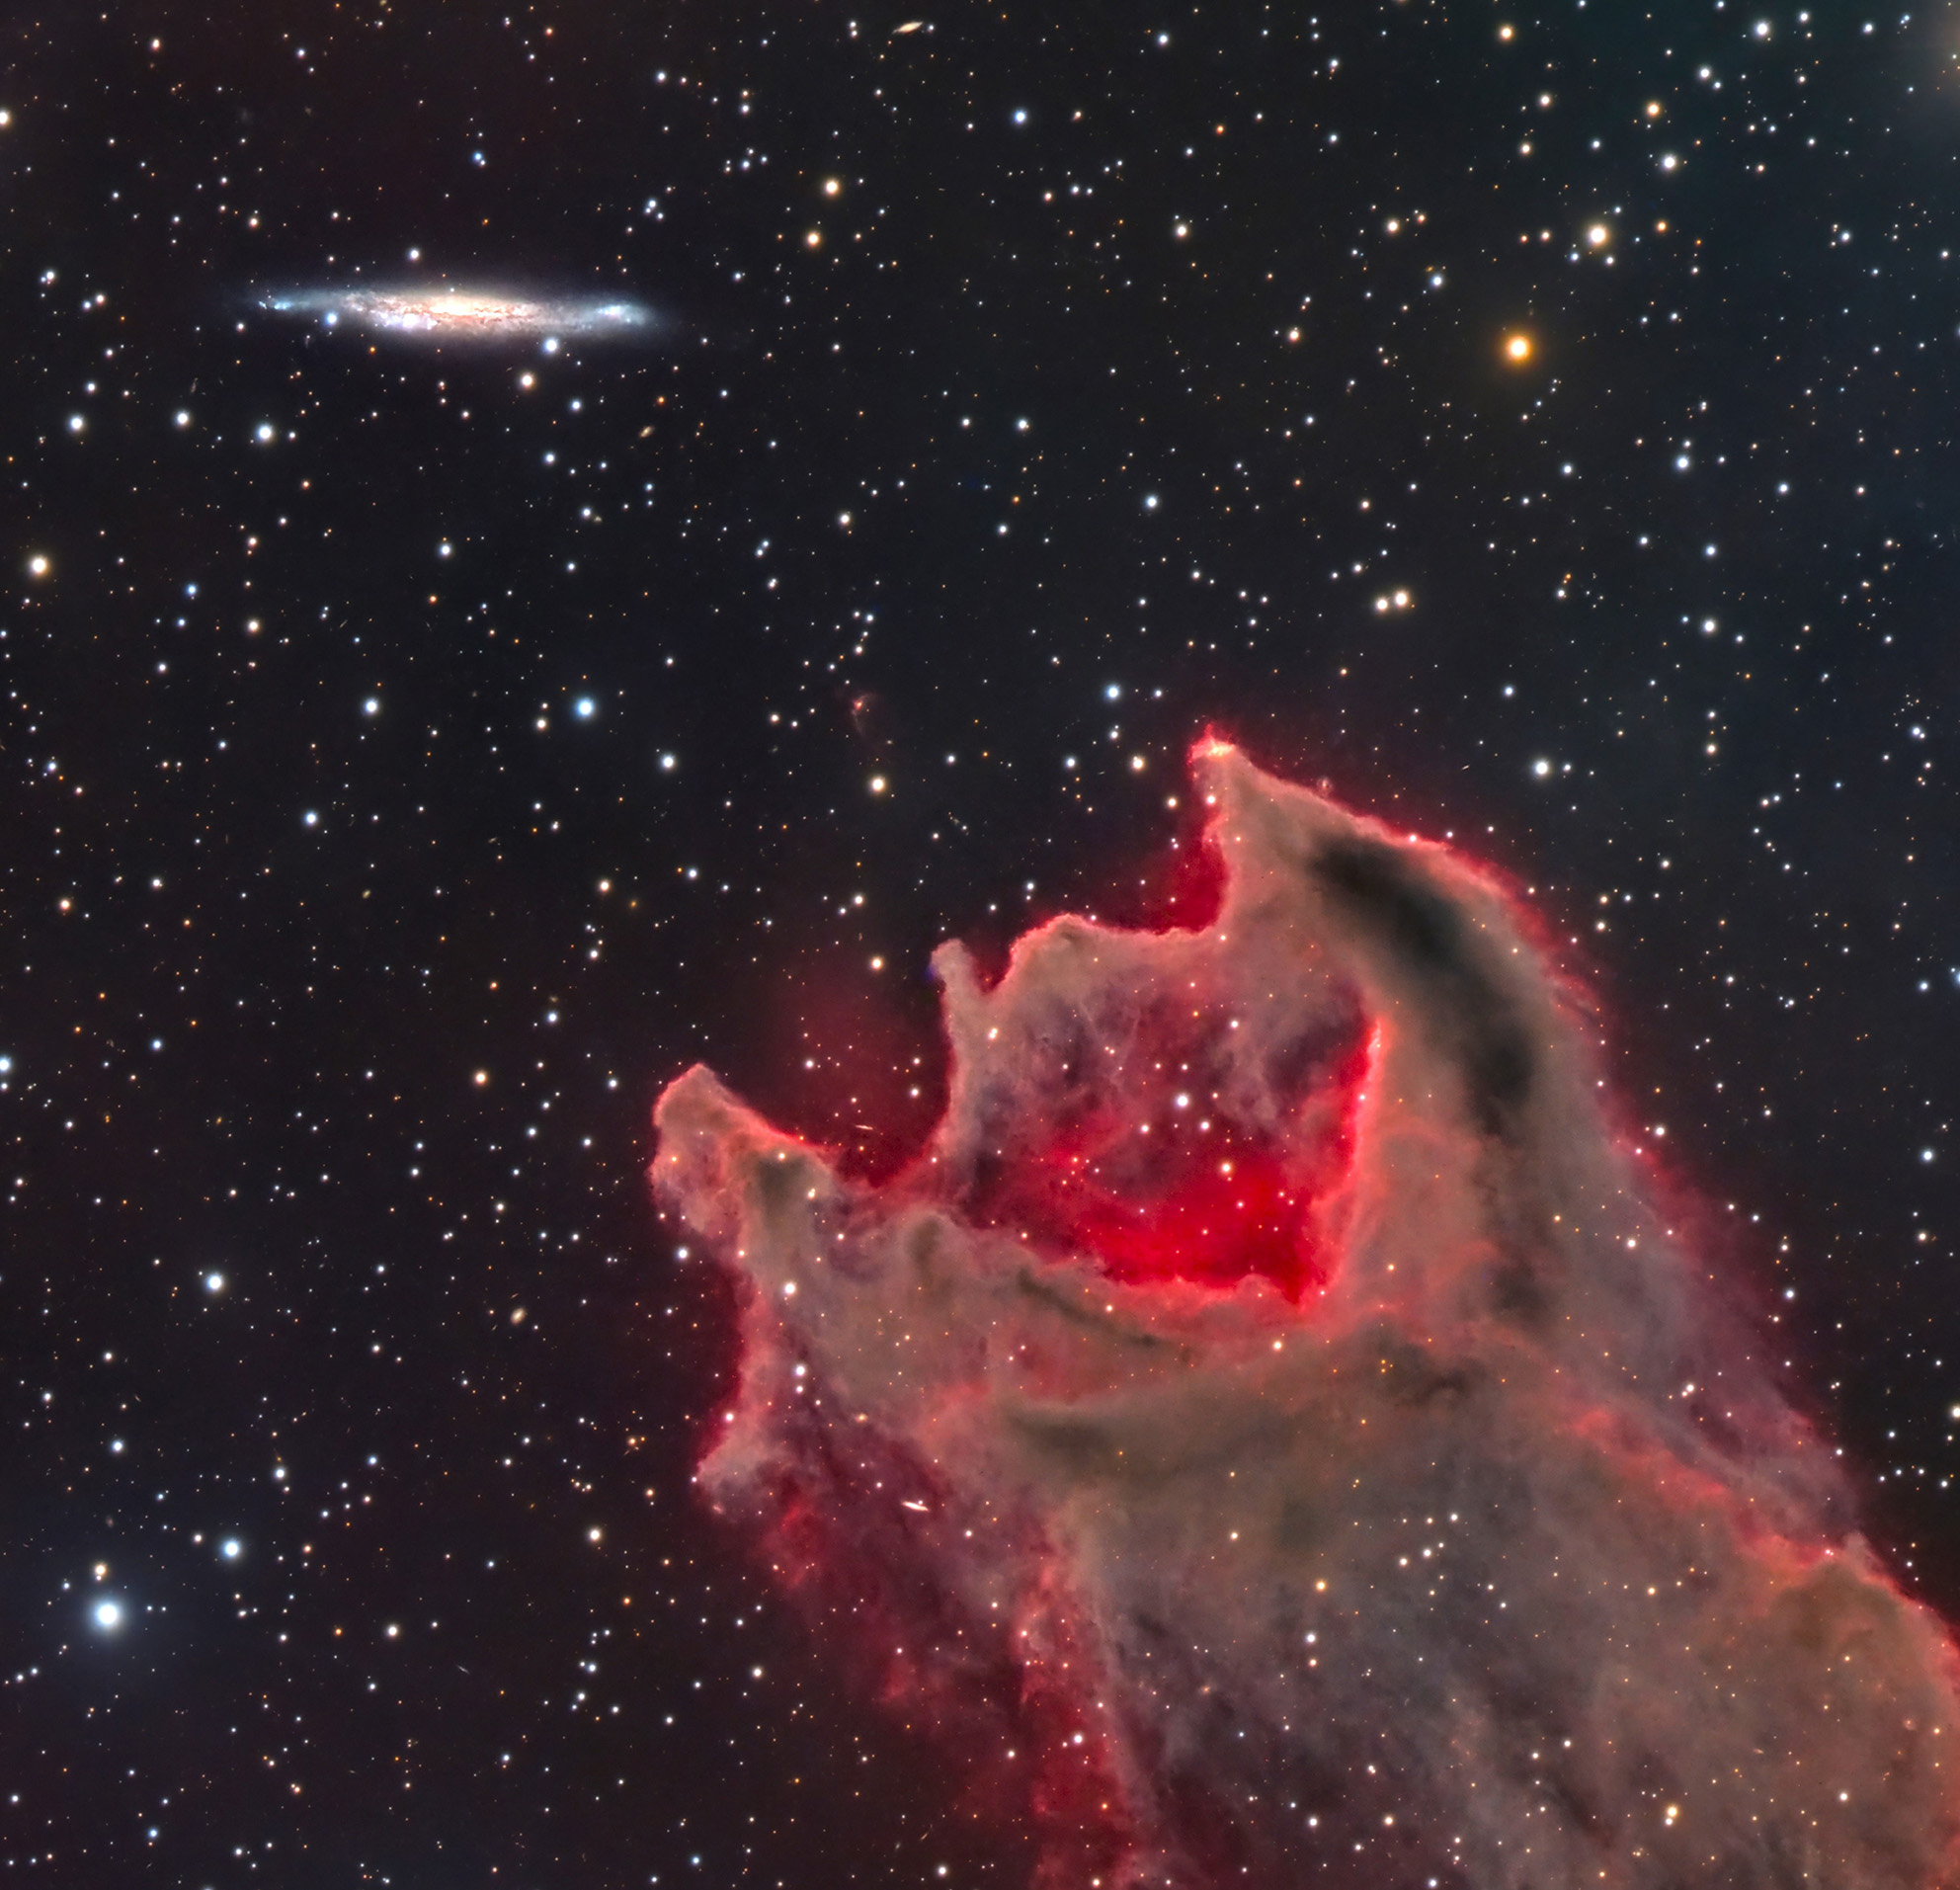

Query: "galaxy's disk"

xmin=260 ymin=287 xmax=653 ymax=342
xmin=653 ymin=740 xmax=1960 ymax=1890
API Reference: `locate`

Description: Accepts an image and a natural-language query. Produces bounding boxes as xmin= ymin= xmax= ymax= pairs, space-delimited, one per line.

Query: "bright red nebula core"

xmin=654 ymin=742 xmax=1960 ymax=1890
xmin=972 ymin=1038 xmax=1366 ymax=1301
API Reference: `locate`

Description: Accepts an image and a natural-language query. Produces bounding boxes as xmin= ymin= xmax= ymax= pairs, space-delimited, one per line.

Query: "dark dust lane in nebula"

xmin=655 ymin=744 xmax=1960 ymax=1890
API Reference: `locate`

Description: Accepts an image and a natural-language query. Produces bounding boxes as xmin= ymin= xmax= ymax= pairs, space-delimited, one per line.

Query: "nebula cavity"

xmin=653 ymin=741 xmax=1960 ymax=1889
xmin=260 ymin=287 xmax=652 ymax=343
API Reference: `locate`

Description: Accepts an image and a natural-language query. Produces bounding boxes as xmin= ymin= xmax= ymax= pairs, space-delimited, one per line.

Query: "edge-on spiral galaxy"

xmin=653 ymin=740 xmax=1960 ymax=1889
xmin=260 ymin=287 xmax=653 ymax=342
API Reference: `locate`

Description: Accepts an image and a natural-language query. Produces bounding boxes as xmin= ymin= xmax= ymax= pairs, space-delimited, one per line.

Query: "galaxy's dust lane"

xmin=652 ymin=741 xmax=1960 ymax=1890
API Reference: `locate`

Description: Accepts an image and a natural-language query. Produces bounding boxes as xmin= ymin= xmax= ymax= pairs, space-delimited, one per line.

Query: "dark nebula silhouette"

xmin=654 ymin=741 xmax=1960 ymax=1889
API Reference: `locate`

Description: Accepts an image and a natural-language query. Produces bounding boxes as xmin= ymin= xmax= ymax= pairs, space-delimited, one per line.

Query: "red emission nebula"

xmin=653 ymin=742 xmax=1960 ymax=1889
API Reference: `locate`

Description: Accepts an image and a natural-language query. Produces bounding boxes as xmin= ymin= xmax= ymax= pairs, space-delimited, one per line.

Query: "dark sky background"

xmin=5 ymin=1 xmax=1960 ymax=1884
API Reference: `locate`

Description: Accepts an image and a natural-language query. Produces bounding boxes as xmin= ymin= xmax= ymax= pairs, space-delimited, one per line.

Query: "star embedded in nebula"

xmin=655 ymin=742 xmax=1960 ymax=1890
xmin=258 ymin=287 xmax=655 ymax=343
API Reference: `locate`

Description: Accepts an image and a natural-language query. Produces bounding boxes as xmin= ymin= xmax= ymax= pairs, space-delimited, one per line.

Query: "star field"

xmin=4 ymin=0 xmax=1960 ymax=1884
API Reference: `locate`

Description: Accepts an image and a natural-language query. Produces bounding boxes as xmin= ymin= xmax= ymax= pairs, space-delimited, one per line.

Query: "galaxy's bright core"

xmin=656 ymin=743 xmax=1960 ymax=1889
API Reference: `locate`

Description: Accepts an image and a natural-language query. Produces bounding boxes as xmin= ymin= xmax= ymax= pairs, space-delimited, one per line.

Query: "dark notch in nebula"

xmin=653 ymin=740 xmax=1960 ymax=1889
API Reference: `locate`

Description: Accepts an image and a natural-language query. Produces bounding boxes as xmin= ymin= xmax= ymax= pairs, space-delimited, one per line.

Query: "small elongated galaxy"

xmin=655 ymin=742 xmax=1960 ymax=1890
xmin=259 ymin=286 xmax=653 ymax=341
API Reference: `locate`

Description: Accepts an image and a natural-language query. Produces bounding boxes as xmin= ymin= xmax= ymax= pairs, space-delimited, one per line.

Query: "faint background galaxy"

xmin=5 ymin=2 xmax=1960 ymax=1886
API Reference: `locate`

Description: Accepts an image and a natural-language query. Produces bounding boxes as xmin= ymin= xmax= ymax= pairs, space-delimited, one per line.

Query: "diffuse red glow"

xmin=972 ymin=1030 xmax=1369 ymax=1300
xmin=654 ymin=741 xmax=1960 ymax=1889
